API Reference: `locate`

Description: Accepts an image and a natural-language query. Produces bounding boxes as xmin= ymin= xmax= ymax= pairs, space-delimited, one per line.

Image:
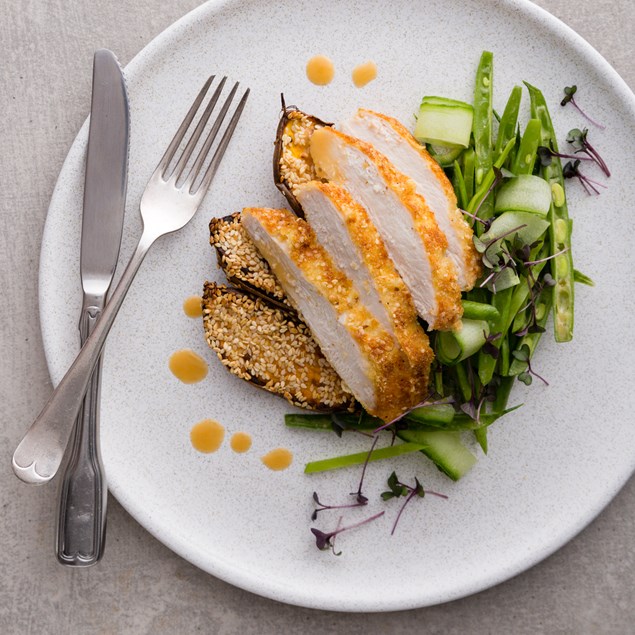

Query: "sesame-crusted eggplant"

xmin=272 ymin=97 xmax=331 ymax=216
xmin=209 ymin=213 xmax=291 ymax=311
xmin=202 ymin=282 xmax=355 ymax=412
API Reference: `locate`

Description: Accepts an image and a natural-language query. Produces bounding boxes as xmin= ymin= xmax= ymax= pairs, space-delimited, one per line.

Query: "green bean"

xmin=453 ymin=160 xmax=469 ymax=210
xmin=466 ymin=137 xmax=515 ymax=217
xmin=454 ymin=362 xmax=472 ymax=403
xmin=461 ymin=300 xmax=500 ymax=322
xmin=493 ymin=376 xmax=515 ymax=411
xmin=508 ymin=288 xmax=554 ymax=375
xmin=304 ymin=443 xmax=425 ymax=474
xmin=494 ymin=85 xmax=522 ymax=160
xmin=524 ymin=81 xmax=575 ymax=342
xmin=472 ymin=51 xmax=495 ymax=228
xmin=462 ymin=147 xmax=476 ymax=202
xmin=499 ymin=334 xmax=511 ymax=376
xmin=477 ymin=287 xmax=513 ymax=385
xmin=511 ymin=118 xmax=541 ymax=175
xmin=474 ymin=428 xmax=488 ymax=454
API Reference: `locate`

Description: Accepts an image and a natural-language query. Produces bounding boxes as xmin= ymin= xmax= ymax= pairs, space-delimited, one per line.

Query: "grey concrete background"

xmin=1 ymin=1 xmax=633 ymax=633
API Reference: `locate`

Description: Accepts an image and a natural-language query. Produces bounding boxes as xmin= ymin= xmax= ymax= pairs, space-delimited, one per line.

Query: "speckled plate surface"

xmin=39 ymin=0 xmax=635 ymax=612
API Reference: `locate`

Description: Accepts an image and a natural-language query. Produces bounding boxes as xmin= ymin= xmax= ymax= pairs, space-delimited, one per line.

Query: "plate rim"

xmin=38 ymin=0 xmax=635 ymax=612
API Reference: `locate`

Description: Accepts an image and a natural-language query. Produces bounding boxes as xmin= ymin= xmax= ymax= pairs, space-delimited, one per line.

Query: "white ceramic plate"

xmin=40 ymin=0 xmax=635 ymax=612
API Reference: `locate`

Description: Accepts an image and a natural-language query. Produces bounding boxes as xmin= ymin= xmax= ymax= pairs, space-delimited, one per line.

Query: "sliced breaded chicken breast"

xmin=242 ymin=207 xmax=428 ymax=421
xmin=340 ymin=109 xmax=480 ymax=290
xmin=209 ymin=213 xmax=290 ymax=310
xmin=295 ymin=180 xmax=433 ymax=384
xmin=309 ymin=126 xmax=462 ymax=330
xmin=202 ymin=282 xmax=354 ymax=411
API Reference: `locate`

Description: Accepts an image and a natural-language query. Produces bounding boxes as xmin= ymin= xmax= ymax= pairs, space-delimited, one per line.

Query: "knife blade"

xmin=55 ymin=49 xmax=129 ymax=566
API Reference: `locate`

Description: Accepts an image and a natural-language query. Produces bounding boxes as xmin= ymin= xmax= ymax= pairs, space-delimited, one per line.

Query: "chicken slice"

xmin=309 ymin=126 xmax=462 ymax=330
xmin=242 ymin=207 xmax=427 ymax=421
xmin=202 ymin=282 xmax=354 ymax=411
xmin=295 ymin=180 xmax=433 ymax=384
xmin=339 ymin=109 xmax=480 ymax=290
xmin=209 ymin=213 xmax=290 ymax=310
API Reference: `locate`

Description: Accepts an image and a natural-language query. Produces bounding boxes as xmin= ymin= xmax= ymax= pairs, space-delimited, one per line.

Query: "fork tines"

xmin=157 ymin=75 xmax=250 ymax=195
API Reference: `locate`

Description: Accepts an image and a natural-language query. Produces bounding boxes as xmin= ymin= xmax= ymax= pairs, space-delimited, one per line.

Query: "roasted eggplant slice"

xmin=272 ymin=98 xmax=332 ymax=216
xmin=209 ymin=213 xmax=290 ymax=310
xmin=242 ymin=207 xmax=430 ymax=422
xmin=202 ymin=282 xmax=355 ymax=412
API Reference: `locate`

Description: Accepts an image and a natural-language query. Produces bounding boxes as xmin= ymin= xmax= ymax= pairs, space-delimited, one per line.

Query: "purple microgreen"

xmin=461 ymin=208 xmax=493 ymax=230
xmin=330 ymin=516 xmax=343 ymax=556
xmin=512 ymin=344 xmax=549 ymax=386
xmin=381 ymin=472 xmax=448 ymax=536
xmin=311 ymin=491 xmax=368 ymax=521
xmin=482 ymin=331 xmax=502 ymax=360
xmin=311 ymin=511 xmax=385 ymax=554
xmin=560 ymin=86 xmax=606 ymax=129
xmin=351 ymin=434 xmax=379 ymax=504
xmin=330 ymin=411 xmax=374 ymax=439
xmin=459 ymin=400 xmax=478 ymax=420
xmin=523 ymin=246 xmax=569 ymax=267
xmin=563 ymin=160 xmax=607 ymax=195
xmin=566 ymin=128 xmax=610 ymax=177
xmin=537 ymin=145 xmax=592 ymax=167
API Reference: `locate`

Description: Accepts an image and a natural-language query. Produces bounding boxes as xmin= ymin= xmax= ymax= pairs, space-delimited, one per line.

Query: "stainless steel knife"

xmin=55 ymin=49 xmax=129 ymax=566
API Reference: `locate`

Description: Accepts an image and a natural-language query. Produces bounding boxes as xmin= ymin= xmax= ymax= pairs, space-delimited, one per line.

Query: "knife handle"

xmin=55 ymin=306 xmax=107 ymax=566
xmin=12 ymin=232 xmax=154 ymax=484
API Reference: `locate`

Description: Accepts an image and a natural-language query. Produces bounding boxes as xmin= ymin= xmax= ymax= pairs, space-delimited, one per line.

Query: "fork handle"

xmin=55 ymin=304 xmax=107 ymax=566
xmin=12 ymin=229 xmax=157 ymax=484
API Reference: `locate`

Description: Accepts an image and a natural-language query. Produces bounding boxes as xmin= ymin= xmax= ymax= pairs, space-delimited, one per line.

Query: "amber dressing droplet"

xmin=190 ymin=419 xmax=225 ymax=453
xmin=352 ymin=61 xmax=377 ymax=88
xmin=230 ymin=432 xmax=252 ymax=453
xmin=306 ymin=55 xmax=335 ymax=86
xmin=169 ymin=349 xmax=208 ymax=383
xmin=261 ymin=448 xmax=293 ymax=471
xmin=183 ymin=295 xmax=203 ymax=318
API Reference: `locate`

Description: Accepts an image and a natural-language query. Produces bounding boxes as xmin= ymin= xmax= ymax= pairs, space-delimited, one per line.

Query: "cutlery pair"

xmin=12 ymin=49 xmax=249 ymax=566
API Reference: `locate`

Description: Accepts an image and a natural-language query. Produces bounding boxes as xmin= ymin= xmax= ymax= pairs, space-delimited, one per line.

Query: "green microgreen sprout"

xmin=560 ymin=85 xmax=605 ymax=129
xmin=381 ymin=471 xmax=447 ymax=535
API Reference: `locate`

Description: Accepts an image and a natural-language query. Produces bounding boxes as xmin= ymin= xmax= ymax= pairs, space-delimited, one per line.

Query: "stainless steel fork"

xmin=13 ymin=76 xmax=249 ymax=485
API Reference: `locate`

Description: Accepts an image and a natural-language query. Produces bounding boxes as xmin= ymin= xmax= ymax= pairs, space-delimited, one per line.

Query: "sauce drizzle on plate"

xmin=306 ymin=55 xmax=335 ymax=85
xmin=169 ymin=349 xmax=208 ymax=383
xmin=190 ymin=419 xmax=225 ymax=453
xmin=261 ymin=447 xmax=293 ymax=471
xmin=230 ymin=431 xmax=252 ymax=453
